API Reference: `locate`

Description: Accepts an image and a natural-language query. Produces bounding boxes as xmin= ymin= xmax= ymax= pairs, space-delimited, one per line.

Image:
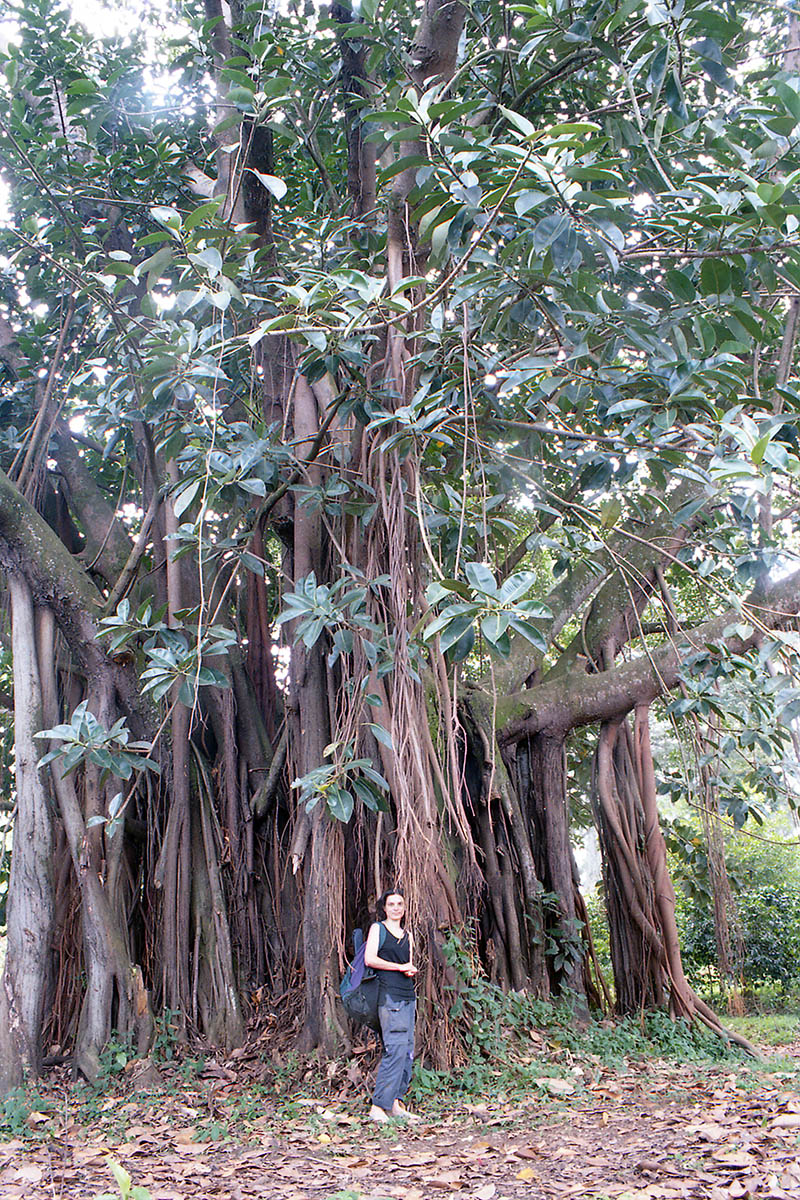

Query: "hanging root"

xmin=593 ymin=710 xmax=761 ymax=1057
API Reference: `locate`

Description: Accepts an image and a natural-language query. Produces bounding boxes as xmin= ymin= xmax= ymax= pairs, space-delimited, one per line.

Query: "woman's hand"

xmin=403 ymin=963 xmax=418 ymax=976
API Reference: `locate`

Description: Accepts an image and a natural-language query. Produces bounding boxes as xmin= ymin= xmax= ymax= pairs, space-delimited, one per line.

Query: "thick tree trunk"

xmin=291 ymin=375 xmax=345 ymax=1053
xmin=51 ymin=422 xmax=133 ymax=589
xmin=191 ymin=757 xmax=245 ymax=1048
xmin=515 ymin=734 xmax=584 ymax=998
xmin=464 ymin=702 xmax=550 ymax=993
xmin=593 ymin=720 xmax=667 ymax=1012
xmin=0 ymin=576 xmax=54 ymax=1092
xmin=38 ymin=628 xmax=151 ymax=1081
xmin=159 ymin=476 xmax=193 ymax=1023
xmin=592 ymin=709 xmax=755 ymax=1050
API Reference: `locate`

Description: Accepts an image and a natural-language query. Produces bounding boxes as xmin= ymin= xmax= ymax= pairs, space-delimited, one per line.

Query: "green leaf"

xmin=606 ymin=398 xmax=648 ymax=417
xmin=150 ymin=206 xmax=182 ymax=231
xmin=367 ymin=722 xmax=393 ymax=749
xmin=665 ymin=270 xmax=695 ymax=304
xmin=247 ymin=169 xmax=288 ymax=199
xmin=448 ymin=625 xmax=475 ymax=662
xmin=699 ymin=259 xmax=731 ymax=296
xmin=438 ymin=613 xmax=476 ymax=653
xmin=647 ymin=46 xmax=668 ymax=97
xmin=507 ymin=618 xmax=546 ymax=651
xmin=481 ymin=612 xmax=511 ymax=644
xmin=67 ymin=78 xmax=99 ymax=95
xmin=358 ymin=763 xmax=390 ymax=792
xmin=430 ymin=218 xmax=453 ymax=263
xmin=189 ymin=247 xmax=223 ymax=278
xmin=497 ymin=571 xmax=537 ymax=603
xmin=600 ymin=498 xmax=622 ymax=528
xmin=227 ymin=84 xmax=256 ymax=111
xmin=139 ymin=246 xmax=173 ymax=289
xmin=776 ymin=81 xmax=800 ymax=122
xmin=353 ymin=777 xmax=387 ymax=813
xmin=326 ymin=785 xmax=354 ymax=823
xmin=603 ymin=0 xmax=640 ymax=35
xmin=498 ymin=106 xmax=538 ymax=139
xmin=238 ymin=477 xmax=267 ymax=496
xmin=464 ymin=562 xmax=498 ymax=595
xmin=751 ymin=433 xmax=771 ymax=466
xmin=183 ymin=198 xmax=223 ymax=232
xmin=302 ymin=328 xmax=327 ymax=352
xmin=173 ymin=479 xmax=201 ymax=519
xmin=534 ymin=213 xmax=571 ymax=252
xmin=426 ymin=579 xmax=472 ymax=604
xmin=108 ymin=1161 xmax=132 ymax=1194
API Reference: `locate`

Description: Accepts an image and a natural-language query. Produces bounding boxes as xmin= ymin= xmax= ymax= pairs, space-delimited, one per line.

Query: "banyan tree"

xmin=1 ymin=0 xmax=800 ymax=1090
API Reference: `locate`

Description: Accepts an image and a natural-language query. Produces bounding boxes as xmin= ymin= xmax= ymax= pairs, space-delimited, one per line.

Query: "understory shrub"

xmin=418 ymin=934 xmax=740 ymax=1101
xmin=673 ymin=821 xmax=800 ymax=993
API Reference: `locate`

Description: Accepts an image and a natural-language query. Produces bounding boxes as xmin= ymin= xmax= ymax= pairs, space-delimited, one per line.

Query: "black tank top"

xmin=376 ymin=923 xmax=415 ymax=1002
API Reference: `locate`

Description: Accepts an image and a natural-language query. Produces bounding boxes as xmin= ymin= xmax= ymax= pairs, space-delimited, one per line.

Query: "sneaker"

xmin=391 ymin=1103 xmax=421 ymax=1123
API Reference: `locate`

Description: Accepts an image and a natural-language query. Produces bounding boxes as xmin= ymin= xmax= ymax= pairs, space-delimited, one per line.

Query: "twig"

xmin=103 ymin=489 xmax=161 ymax=614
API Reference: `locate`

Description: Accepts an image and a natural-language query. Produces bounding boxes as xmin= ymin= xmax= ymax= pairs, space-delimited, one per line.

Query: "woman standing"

xmin=363 ymin=890 xmax=419 ymax=1122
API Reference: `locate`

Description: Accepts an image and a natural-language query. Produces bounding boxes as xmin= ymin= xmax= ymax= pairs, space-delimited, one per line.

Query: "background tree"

xmin=1 ymin=0 xmax=800 ymax=1090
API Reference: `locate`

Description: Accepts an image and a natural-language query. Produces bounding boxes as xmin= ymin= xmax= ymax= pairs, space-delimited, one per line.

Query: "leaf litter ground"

xmin=2 ymin=1029 xmax=800 ymax=1200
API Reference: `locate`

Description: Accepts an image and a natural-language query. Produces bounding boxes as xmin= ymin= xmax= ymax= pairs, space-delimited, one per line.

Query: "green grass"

xmin=725 ymin=1011 xmax=800 ymax=1048
xmin=0 ymin=1087 xmax=50 ymax=1139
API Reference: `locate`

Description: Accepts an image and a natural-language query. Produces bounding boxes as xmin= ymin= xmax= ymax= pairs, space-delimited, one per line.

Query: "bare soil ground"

xmin=1 ymin=1035 xmax=799 ymax=1200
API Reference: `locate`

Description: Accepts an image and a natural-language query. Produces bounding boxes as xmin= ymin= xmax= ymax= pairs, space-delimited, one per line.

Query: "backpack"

xmin=340 ymin=923 xmax=386 ymax=1031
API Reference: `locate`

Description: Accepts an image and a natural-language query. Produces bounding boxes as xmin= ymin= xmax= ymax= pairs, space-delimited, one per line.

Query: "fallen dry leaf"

xmin=689 ymin=1122 xmax=729 ymax=1141
xmin=426 ymin=1173 xmax=464 ymax=1189
xmin=14 ymin=1166 xmax=44 ymax=1183
xmin=711 ymin=1148 xmax=756 ymax=1169
xmin=536 ymin=1077 xmax=575 ymax=1096
xmin=770 ymin=1114 xmax=800 ymax=1129
xmin=172 ymin=1129 xmax=196 ymax=1145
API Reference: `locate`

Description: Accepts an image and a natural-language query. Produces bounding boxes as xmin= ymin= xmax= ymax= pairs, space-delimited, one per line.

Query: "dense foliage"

xmin=676 ymin=821 xmax=800 ymax=989
xmin=1 ymin=0 xmax=800 ymax=1090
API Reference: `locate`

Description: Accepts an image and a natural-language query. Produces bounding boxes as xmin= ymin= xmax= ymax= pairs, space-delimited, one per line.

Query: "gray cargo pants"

xmin=372 ymin=997 xmax=416 ymax=1111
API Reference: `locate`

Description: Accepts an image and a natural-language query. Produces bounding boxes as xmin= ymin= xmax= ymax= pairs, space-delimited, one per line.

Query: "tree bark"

xmin=593 ymin=720 xmax=666 ymax=1012
xmin=51 ymin=422 xmax=133 ymax=589
xmin=291 ymin=375 xmax=344 ymax=1052
xmin=515 ymin=734 xmax=584 ymax=997
xmin=497 ymin=564 xmax=800 ymax=743
xmin=38 ymin=625 xmax=151 ymax=1082
xmin=0 ymin=576 xmax=54 ymax=1092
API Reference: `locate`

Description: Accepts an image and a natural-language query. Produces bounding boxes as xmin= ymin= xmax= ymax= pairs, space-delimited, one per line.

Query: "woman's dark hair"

xmin=376 ymin=890 xmax=405 ymax=923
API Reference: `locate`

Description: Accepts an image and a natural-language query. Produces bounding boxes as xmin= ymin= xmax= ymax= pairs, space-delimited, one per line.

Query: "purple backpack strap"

xmin=349 ymin=922 xmax=386 ymax=988
xmin=349 ymin=942 xmax=368 ymax=989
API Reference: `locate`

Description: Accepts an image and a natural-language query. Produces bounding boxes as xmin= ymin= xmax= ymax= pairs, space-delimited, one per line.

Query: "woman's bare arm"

xmin=364 ymin=923 xmax=417 ymax=974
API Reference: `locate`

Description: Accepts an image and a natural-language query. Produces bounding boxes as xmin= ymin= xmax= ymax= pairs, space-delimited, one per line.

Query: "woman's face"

xmin=384 ymin=894 xmax=406 ymax=922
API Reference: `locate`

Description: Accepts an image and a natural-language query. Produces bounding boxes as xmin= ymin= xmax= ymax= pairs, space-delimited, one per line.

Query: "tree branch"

xmin=52 ymin=421 xmax=133 ymax=589
xmin=0 ymin=467 xmax=105 ymax=677
xmin=103 ymin=488 xmax=160 ymax=615
xmin=494 ymin=567 xmax=800 ymax=743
